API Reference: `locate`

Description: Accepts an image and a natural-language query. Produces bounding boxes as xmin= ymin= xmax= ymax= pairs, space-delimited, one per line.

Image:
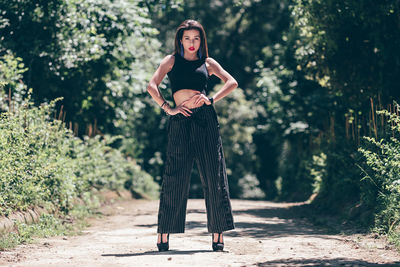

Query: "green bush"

xmin=0 ymin=54 xmax=159 ymax=217
xmin=0 ymin=98 xmax=159 ymax=216
xmin=358 ymin=107 xmax=400 ymax=243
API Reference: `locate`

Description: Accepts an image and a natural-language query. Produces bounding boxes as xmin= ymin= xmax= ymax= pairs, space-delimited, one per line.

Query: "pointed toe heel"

xmin=212 ymin=233 xmax=224 ymax=251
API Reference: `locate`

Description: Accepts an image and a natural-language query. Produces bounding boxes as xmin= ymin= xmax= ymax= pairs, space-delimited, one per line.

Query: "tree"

xmin=0 ymin=0 xmax=162 ymax=138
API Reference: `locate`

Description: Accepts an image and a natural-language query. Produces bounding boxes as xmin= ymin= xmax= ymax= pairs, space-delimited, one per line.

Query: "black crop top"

xmin=167 ymin=53 xmax=209 ymax=95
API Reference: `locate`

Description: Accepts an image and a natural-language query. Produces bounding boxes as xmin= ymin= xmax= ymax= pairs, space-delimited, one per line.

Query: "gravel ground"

xmin=1 ymin=198 xmax=400 ymax=267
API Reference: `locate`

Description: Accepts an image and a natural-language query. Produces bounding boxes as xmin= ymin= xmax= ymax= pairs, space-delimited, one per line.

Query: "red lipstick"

xmin=189 ymin=47 xmax=195 ymax=51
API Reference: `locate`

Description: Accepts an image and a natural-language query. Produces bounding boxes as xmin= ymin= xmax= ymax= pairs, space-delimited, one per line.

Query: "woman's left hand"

xmin=193 ymin=93 xmax=212 ymax=106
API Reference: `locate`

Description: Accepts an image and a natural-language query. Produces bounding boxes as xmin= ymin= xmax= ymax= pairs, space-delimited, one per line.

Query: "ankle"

xmin=213 ymin=233 xmax=223 ymax=243
xmin=157 ymin=233 xmax=169 ymax=243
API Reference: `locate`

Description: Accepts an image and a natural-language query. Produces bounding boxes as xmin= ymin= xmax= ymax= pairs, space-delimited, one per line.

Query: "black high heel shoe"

xmin=212 ymin=233 xmax=224 ymax=251
xmin=157 ymin=233 xmax=169 ymax=252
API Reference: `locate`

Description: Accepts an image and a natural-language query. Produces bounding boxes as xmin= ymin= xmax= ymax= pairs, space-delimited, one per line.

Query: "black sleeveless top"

xmin=167 ymin=53 xmax=209 ymax=95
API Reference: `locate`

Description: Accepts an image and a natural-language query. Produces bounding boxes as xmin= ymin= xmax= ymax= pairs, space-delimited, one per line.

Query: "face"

xmin=181 ymin=29 xmax=201 ymax=56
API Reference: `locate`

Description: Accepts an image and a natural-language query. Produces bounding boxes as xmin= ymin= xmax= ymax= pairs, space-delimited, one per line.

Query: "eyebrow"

xmin=183 ymin=35 xmax=201 ymax=38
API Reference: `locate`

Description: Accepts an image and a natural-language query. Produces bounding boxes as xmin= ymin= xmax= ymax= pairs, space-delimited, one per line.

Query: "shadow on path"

xmin=101 ymin=249 xmax=216 ymax=257
xmin=255 ymin=257 xmax=400 ymax=266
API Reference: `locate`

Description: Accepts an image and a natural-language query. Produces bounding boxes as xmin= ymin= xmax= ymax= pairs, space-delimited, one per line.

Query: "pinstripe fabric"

xmin=157 ymin=104 xmax=235 ymax=234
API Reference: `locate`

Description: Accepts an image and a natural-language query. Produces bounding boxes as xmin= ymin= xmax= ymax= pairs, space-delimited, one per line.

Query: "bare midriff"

xmin=173 ymin=89 xmax=205 ymax=109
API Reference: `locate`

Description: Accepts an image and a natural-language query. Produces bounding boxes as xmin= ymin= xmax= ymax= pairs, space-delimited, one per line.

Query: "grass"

xmin=0 ymin=194 xmax=104 ymax=251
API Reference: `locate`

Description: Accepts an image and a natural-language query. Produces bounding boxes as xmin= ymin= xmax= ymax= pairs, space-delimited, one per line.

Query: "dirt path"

xmin=1 ymin=199 xmax=400 ymax=266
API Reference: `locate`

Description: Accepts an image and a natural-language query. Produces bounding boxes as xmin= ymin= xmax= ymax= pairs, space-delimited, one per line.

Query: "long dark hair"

xmin=174 ymin=19 xmax=209 ymax=59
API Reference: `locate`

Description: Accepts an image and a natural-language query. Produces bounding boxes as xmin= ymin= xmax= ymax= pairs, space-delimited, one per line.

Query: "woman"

xmin=147 ymin=19 xmax=238 ymax=252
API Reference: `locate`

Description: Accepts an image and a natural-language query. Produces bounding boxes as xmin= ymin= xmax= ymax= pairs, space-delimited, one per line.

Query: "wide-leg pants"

xmin=157 ymin=104 xmax=235 ymax=233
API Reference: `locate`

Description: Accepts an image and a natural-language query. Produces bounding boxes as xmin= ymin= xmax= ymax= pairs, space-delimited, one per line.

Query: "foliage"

xmin=0 ymin=98 xmax=159 ymax=216
xmin=312 ymin=136 xmax=363 ymax=214
xmin=291 ymin=0 xmax=400 ymax=106
xmin=237 ymin=174 xmax=266 ymax=200
xmin=0 ymin=0 xmax=162 ymax=137
xmin=358 ymin=108 xmax=400 ymax=240
xmin=0 ymin=54 xmax=159 ymax=216
xmin=286 ymin=0 xmax=400 ymax=208
xmin=309 ymin=152 xmax=326 ymax=195
xmin=0 ymin=53 xmax=29 ymax=111
xmin=250 ymin=0 xmax=400 ymax=208
xmin=281 ymin=1 xmax=400 ymax=247
xmin=254 ymin=26 xmax=330 ymax=201
xmin=0 ymin=0 xmax=168 ymax=194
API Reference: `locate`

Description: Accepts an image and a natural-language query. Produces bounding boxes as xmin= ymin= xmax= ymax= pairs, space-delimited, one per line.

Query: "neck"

xmin=182 ymin=53 xmax=199 ymax=61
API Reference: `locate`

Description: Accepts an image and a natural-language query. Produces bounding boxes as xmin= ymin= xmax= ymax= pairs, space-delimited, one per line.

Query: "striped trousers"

xmin=157 ymin=104 xmax=235 ymax=233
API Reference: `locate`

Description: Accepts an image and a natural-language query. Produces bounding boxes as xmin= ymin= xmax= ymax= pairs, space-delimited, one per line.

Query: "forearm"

xmin=211 ymin=79 xmax=238 ymax=103
xmin=147 ymin=82 xmax=168 ymax=107
xmin=147 ymin=82 xmax=173 ymax=115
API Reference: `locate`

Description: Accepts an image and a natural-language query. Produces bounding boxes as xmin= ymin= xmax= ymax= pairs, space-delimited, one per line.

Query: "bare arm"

xmin=194 ymin=57 xmax=238 ymax=106
xmin=206 ymin=57 xmax=238 ymax=103
xmin=146 ymin=55 xmax=174 ymax=107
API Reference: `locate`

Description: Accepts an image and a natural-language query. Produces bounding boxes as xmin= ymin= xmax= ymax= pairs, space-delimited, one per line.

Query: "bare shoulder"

xmin=206 ymin=57 xmax=222 ymax=75
xmin=206 ymin=57 xmax=220 ymax=66
xmin=205 ymin=57 xmax=235 ymax=83
xmin=159 ymin=54 xmax=175 ymax=72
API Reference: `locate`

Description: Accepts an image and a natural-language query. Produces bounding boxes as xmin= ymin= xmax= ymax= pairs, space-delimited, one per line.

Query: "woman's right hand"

xmin=165 ymin=99 xmax=193 ymax=117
